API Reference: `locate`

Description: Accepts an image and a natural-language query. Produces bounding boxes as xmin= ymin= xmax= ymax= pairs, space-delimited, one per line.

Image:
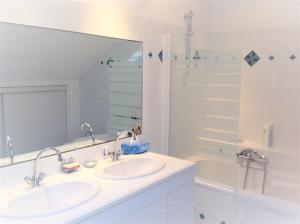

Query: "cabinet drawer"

xmin=78 ymin=202 xmax=131 ymax=224
xmin=167 ymin=182 xmax=194 ymax=224
xmin=131 ymin=196 xmax=167 ymax=224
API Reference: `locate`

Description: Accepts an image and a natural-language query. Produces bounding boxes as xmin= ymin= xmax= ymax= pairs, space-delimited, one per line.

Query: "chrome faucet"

xmin=111 ymin=130 xmax=131 ymax=161
xmin=24 ymin=147 xmax=63 ymax=187
xmin=237 ymin=148 xmax=268 ymax=194
xmin=81 ymin=122 xmax=95 ymax=144
xmin=237 ymin=148 xmax=267 ymax=162
xmin=5 ymin=134 xmax=14 ymax=164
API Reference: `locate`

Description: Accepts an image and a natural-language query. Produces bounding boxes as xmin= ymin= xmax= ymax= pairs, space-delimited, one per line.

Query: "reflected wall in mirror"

xmin=0 ymin=22 xmax=143 ymax=166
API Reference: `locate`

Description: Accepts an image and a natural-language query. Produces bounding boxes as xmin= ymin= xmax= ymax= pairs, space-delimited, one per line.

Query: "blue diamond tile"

xmin=148 ymin=52 xmax=153 ymax=58
xmin=199 ymin=214 xmax=205 ymax=220
xmin=244 ymin=50 xmax=260 ymax=67
xmin=158 ymin=50 xmax=163 ymax=62
xmin=269 ymin=55 xmax=274 ymax=61
xmin=106 ymin=57 xmax=114 ymax=65
xmin=192 ymin=50 xmax=201 ymax=60
xmin=290 ymin=54 xmax=296 ymax=60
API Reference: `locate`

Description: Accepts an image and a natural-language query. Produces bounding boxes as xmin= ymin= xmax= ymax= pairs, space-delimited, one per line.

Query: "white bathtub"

xmin=196 ymin=158 xmax=237 ymax=189
xmin=193 ymin=158 xmax=300 ymax=224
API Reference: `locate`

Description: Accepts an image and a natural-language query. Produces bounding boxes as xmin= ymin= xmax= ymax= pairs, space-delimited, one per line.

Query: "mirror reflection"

xmin=0 ymin=23 xmax=142 ymax=165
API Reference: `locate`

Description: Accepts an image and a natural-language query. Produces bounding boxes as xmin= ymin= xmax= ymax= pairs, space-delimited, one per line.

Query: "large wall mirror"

xmin=0 ymin=22 xmax=143 ymax=167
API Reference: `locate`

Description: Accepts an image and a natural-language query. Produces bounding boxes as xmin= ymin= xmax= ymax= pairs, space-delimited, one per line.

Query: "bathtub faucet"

xmin=237 ymin=148 xmax=267 ymax=162
xmin=237 ymin=148 xmax=268 ymax=194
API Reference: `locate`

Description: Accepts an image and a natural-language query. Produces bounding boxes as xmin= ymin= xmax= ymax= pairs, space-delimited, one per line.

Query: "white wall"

xmin=78 ymin=0 xmax=211 ymax=31
xmin=0 ymin=0 xmax=177 ymax=153
xmin=171 ymin=0 xmax=300 ymax=155
xmin=207 ymin=1 xmax=300 ymax=155
xmin=208 ymin=0 xmax=300 ymax=33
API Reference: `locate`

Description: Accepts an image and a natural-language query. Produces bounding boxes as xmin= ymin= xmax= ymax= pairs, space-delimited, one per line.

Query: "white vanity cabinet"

xmin=77 ymin=168 xmax=194 ymax=224
xmin=131 ymin=182 xmax=194 ymax=224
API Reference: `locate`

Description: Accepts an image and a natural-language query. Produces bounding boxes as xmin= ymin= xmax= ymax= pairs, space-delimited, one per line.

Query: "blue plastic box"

xmin=121 ymin=143 xmax=150 ymax=155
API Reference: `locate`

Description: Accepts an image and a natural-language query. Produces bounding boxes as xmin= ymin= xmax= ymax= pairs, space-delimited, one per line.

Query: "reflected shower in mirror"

xmin=0 ymin=22 xmax=143 ymax=166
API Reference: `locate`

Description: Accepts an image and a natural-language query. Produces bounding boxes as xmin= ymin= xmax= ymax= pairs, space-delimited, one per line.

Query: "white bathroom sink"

xmin=95 ymin=156 xmax=165 ymax=180
xmin=0 ymin=178 xmax=100 ymax=218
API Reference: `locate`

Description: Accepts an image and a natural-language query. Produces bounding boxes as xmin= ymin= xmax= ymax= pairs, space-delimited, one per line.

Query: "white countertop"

xmin=0 ymin=152 xmax=195 ymax=224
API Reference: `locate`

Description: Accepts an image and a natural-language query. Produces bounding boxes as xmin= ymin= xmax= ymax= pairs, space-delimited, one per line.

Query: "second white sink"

xmin=0 ymin=177 xmax=100 ymax=218
xmin=95 ymin=156 xmax=165 ymax=180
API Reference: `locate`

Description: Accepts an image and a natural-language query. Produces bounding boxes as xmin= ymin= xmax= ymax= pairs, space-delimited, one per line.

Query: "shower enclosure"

xmin=168 ymin=1 xmax=300 ymax=223
xmin=169 ymin=31 xmax=242 ymax=189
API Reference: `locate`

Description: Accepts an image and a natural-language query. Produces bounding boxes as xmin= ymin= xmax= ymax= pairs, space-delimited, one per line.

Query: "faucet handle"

xmin=237 ymin=148 xmax=268 ymax=163
xmin=24 ymin=176 xmax=33 ymax=185
xmin=37 ymin=172 xmax=46 ymax=181
xmin=131 ymin=125 xmax=141 ymax=135
xmin=110 ymin=151 xmax=121 ymax=161
xmin=62 ymin=156 xmax=74 ymax=165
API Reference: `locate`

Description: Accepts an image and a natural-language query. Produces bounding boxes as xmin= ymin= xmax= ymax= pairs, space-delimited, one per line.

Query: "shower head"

xmin=184 ymin=11 xmax=193 ymax=28
xmin=184 ymin=11 xmax=193 ymax=19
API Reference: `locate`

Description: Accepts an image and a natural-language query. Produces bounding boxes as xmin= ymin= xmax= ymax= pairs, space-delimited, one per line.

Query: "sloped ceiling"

xmin=0 ymin=22 xmax=138 ymax=82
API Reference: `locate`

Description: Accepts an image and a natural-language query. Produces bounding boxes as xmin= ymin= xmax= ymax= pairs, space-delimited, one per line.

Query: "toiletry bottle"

xmin=262 ymin=124 xmax=272 ymax=147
